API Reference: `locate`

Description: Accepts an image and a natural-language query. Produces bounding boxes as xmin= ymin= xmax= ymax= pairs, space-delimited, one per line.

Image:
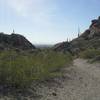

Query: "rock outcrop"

xmin=53 ymin=42 xmax=71 ymax=53
xmin=54 ymin=16 xmax=100 ymax=54
xmin=0 ymin=33 xmax=36 ymax=50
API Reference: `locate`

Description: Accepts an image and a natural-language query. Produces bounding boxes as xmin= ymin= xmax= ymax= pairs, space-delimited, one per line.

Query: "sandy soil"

xmin=36 ymin=59 xmax=100 ymax=100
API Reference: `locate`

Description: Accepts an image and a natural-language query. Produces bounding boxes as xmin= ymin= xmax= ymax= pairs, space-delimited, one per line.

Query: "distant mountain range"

xmin=35 ymin=44 xmax=53 ymax=49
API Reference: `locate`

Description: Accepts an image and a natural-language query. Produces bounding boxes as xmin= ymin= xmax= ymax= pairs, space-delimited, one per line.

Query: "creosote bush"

xmin=0 ymin=50 xmax=72 ymax=88
xmin=79 ymin=48 xmax=100 ymax=59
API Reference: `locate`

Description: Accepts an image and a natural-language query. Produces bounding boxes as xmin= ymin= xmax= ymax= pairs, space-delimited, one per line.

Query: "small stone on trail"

xmin=52 ymin=92 xmax=57 ymax=96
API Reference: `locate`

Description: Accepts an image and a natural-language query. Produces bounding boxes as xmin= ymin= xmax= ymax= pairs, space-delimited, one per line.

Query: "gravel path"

xmin=37 ymin=59 xmax=100 ymax=100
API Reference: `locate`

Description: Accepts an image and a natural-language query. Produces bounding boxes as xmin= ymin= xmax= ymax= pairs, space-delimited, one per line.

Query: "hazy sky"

xmin=0 ymin=0 xmax=100 ymax=44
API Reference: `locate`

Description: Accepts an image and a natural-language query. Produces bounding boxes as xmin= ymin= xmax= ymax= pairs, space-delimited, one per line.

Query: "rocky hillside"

xmin=0 ymin=33 xmax=36 ymax=50
xmin=53 ymin=42 xmax=71 ymax=53
xmin=54 ymin=16 xmax=100 ymax=54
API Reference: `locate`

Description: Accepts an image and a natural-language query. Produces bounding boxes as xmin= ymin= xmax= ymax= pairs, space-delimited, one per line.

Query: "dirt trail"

xmin=38 ymin=59 xmax=100 ymax=100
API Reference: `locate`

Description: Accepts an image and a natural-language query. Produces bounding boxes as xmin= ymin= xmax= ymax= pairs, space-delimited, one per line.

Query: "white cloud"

xmin=6 ymin=0 xmax=36 ymax=16
xmin=6 ymin=0 xmax=58 ymax=27
xmin=6 ymin=0 xmax=55 ymax=16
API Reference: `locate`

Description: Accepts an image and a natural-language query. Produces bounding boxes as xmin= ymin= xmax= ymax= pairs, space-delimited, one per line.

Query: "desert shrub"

xmin=0 ymin=50 xmax=72 ymax=88
xmin=79 ymin=48 xmax=100 ymax=59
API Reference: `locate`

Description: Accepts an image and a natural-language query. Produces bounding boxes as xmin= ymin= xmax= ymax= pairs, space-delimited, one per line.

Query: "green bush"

xmin=79 ymin=48 xmax=100 ymax=59
xmin=0 ymin=50 xmax=72 ymax=88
